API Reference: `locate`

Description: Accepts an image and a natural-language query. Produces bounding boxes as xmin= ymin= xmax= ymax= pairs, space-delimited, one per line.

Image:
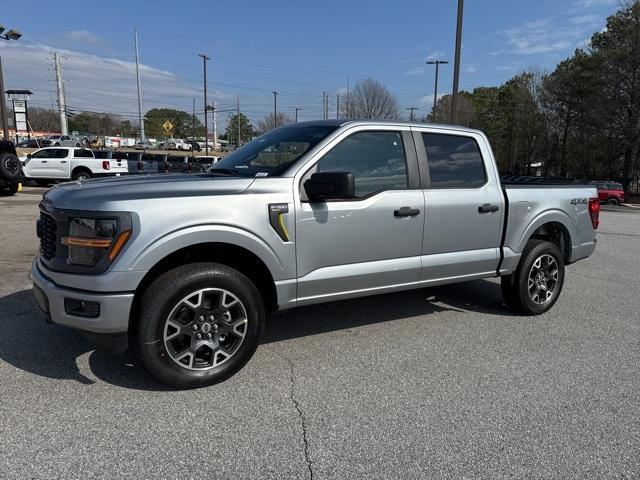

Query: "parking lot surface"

xmin=1 ymin=187 xmax=639 ymax=479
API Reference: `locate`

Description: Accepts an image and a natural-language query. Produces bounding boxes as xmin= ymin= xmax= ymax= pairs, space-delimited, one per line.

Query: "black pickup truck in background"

xmin=0 ymin=140 xmax=22 ymax=196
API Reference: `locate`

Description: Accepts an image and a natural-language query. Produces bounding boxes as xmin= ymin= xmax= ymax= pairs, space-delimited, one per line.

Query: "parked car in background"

xmin=17 ymin=138 xmax=52 ymax=148
xmin=47 ymin=134 xmax=88 ymax=147
xmin=126 ymin=152 xmax=163 ymax=174
xmin=0 ymin=140 xmax=22 ymax=196
xmin=93 ymin=149 xmax=128 ymax=172
xmin=187 ymin=140 xmax=201 ymax=152
xmin=163 ymin=155 xmax=194 ymax=173
xmin=134 ymin=140 xmax=154 ymax=150
xmin=22 ymin=147 xmax=127 ymax=185
xmin=195 ymin=155 xmax=221 ymax=172
xmin=589 ymin=181 xmax=625 ymax=205
xmin=157 ymin=138 xmax=192 ymax=151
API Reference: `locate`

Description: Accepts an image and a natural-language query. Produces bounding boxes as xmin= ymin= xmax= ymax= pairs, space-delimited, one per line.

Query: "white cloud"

xmin=403 ymin=65 xmax=426 ymax=76
xmin=569 ymin=13 xmax=601 ymax=25
xmin=573 ymin=0 xmax=615 ymax=8
xmin=64 ymin=30 xmax=100 ymax=44
xmin=426 ymin=50 xmax=446 ymax=61
xmin=464 ymin=64 xmax=478 ymax=74
xmin=0 ymin=42 xmax=231 ymax=119
xmin=501 ymin=18 xmax=583 ymax=54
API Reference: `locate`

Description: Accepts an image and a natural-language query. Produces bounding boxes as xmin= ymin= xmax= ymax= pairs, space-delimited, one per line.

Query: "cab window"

xmin=316 ymin=131 xmax=408 ymax=197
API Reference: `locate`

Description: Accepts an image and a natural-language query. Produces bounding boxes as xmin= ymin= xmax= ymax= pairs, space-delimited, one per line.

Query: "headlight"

xmin=62 ymin=217 xmax=131 ymax=266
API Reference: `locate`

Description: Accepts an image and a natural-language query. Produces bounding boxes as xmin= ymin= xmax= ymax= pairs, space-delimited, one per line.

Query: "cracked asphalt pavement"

xmin=1 ymin=187 xmax=639 ymax=479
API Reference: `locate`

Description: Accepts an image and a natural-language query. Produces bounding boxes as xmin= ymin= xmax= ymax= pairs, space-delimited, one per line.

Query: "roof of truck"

xmin=288 ymin=119 xmax=482 ymax=134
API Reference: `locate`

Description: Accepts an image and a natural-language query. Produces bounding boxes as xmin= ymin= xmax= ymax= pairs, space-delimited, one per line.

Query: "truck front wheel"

xmin=501 ymin=239 xmax=565 ymax=315
xmin=137 ymin=263 xmax=265 ymax=388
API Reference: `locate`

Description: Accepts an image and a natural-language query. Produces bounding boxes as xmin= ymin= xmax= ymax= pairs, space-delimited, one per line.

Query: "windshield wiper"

xmin=207 ymin=168 xmax=238 ymax=177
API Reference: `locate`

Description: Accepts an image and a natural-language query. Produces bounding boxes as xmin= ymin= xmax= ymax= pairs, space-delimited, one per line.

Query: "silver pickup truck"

xmin=32 ymin=120 xmax=599 ymax=388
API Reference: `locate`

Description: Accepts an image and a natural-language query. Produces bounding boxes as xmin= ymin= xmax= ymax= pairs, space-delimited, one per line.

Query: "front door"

xmin=26 ymin=148 xmax=68 ymax=179
xmin=295 ymin=128 xmax=424 ymax=304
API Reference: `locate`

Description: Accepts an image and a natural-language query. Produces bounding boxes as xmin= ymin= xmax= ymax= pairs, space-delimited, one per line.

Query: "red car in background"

xmin=589 ymin=181 xmax=625 ymax=205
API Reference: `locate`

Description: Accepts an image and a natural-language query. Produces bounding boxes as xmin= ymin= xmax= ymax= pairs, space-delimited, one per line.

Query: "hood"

xmin=43 ymin=173 xmax=255 ymax=211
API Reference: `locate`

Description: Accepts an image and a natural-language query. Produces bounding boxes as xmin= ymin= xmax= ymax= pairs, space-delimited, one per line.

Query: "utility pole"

xmin=426 ymin=59 xmax=448 ymax=122
xmin=346 ymin=77 xmax=350 ymax=118
xmin=134 ymin=28 xmax=145 ymax=141
xmin=54 ymin=52 xmax=68 ymax=135
xmin=0 ymin=58 xmax=8 ymax=140
xmin=336 ymin=94 xmax=340 ymax=119
xmin=236 ymin=96 xmax=240 ymax=149
xmin=199 ymin=53 xmax=210 ymax=155
xmin=406 ymin=107 xmax=417 ymax=122
xmin=192 ymin=98 xmax=196 ymax=137
xmin=322 ymin=91 xmax=326 ymax=120
xmin=295 ymin=107 xmax=301 ymax=123
xmin=272 ymin=91 xmax=278 ymax=128
xmin=450 ymin=0 xmax=464 ymax=124
xmin=212 ymin=101 xmax=217 ymax=151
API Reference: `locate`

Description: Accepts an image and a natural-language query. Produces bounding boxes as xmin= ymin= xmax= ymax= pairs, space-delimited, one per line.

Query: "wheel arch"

xmin=518 ymin=212 xmax=573 ymax=264
xmin=71 ymin=165 xmax=92 ymax=178
xmin=129 ymin=241 xmax=279 ymax=337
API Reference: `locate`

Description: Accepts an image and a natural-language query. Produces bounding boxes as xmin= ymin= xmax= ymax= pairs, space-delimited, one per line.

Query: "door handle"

xmin=60 ymin=160 xmax=67 ymax=164
xmin=41 ymin=160 xmax=47 ymax=163
xmin=394 ymin=206 xmax=421 ymax=217
xmin=478 ymin=203 xmax=500 ymax=214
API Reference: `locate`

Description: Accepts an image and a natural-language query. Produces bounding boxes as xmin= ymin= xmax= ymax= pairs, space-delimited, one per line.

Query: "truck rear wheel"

xmin=73 ymin=170 xmax=91 ymax=181
xmin=137 ymin=263 xmax=265 ymax=388
xmin=501 ymin=239 xmax=565 ymax=315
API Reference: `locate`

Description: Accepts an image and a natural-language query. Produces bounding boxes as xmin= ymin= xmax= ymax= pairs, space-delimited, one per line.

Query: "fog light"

xmin=64 ymin=298 xmax=100 ymax=318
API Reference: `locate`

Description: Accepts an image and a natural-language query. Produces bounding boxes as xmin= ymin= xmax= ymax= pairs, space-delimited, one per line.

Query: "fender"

xmin=123 ymin=224 xmax=289 ymax=281
xmin=513 ymin=208 xmax=576 ymax=254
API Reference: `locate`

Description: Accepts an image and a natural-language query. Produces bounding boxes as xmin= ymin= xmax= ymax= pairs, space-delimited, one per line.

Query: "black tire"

xmin=607 ymin=197 xmax=619 ymax=205
xmin=137 ymin=263 xmax=265 ymax=388
xmin=73 ymin=170 xmax=91 ymax=181
xmin=35 ymin=179 xmax=50 ymax=187
xmin=54 ymin=142 xmax=60 ymax=146
xmin=0 ymin=152 xmax=21 ymax=181
xmin=0 ymin=183 xmax=19 ymax=196
xmin=506 ymin=239 xmax=565 ymax=315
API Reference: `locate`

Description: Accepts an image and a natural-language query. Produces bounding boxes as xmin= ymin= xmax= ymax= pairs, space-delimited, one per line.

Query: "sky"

xmin=0 ymin=0 xmax=622 ymax=130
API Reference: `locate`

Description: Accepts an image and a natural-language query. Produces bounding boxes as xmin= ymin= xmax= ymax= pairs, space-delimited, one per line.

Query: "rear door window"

xmin=421 ymin=133 xmax=486 ymax=188
xmin=73 ymin=149 xmax=93 ymax=158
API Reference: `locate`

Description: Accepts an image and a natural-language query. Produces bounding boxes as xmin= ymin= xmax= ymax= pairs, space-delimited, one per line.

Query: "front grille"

xmin=37 ymin=213 xmax=57 ymax=260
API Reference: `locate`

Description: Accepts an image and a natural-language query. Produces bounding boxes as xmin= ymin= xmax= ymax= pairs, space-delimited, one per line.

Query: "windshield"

xmin=208 ymin=125 xmax=338 ymax=177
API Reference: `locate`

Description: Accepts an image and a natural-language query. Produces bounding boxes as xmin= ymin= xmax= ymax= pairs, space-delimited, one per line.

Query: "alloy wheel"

xmin=163 ymin=288 xmax=248 ymax=370
xmin=527 ymin=254 xmax=559 ymax=305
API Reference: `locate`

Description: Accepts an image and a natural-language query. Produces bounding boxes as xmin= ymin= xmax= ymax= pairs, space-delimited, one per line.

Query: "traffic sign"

xmin=162 ymin=120 xmax=173 ymax=133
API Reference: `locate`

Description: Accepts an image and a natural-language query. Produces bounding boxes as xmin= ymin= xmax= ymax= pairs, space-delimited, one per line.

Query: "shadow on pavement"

xmin=0 ymin=279 xmax=510 ymax=391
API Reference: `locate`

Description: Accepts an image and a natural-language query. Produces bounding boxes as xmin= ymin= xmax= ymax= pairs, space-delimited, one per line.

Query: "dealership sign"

xmin=12 ymin=99 xmax=28 ymax=133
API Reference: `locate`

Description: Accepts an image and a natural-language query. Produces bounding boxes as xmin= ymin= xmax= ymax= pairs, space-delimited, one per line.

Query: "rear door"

xmin=413 ymin=128 xmax=504 ymax=282
xmin=295 ymin=127 xmax=424 ymax=303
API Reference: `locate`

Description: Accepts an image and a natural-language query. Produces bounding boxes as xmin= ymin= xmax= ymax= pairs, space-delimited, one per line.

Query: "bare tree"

xmin=257 ymin=112 xmax=294 ymax=133
xmin=341 ymin=78 xmax=401 ymax=120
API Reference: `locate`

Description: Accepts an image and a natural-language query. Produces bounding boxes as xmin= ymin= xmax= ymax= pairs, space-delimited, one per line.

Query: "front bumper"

xmin=32 ymin=258 xmax=134 ymax=335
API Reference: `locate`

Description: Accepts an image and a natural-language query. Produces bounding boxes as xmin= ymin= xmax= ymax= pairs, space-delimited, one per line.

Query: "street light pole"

xmin=1 ymin=25 xmax=23 ymax=140
xmin=0 ymin=58 xmax=8 ymax=140
xmin=272 ymin=91 xmax=278 ymax=128
xmin=450 ymin=0 xmax=465 ymax=124
xmin=426 ymin=59 xmax=448 ymax=122
xmin=295 ymin=107 xmax=301 ymax=122
xmin=199 ymin=53 xmax=210 ymax=155
xmin=406 ymin=107 xmax=417 ymax=122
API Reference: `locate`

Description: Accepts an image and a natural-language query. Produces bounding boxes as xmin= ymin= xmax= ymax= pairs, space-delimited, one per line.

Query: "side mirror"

xmin=26 ymin=153 xmax=32 ymax=159
xmin=304 ymin=171 xmax=355 ymax=201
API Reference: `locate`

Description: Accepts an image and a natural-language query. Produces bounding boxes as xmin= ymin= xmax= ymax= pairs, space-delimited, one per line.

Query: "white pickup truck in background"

xmin=22 ymin=147 xmax=128 ymax=185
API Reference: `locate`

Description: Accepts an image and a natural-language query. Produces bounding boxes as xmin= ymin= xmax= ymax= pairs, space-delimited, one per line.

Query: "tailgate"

xmin=109 ymin=159 xmax=129 ymax=174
